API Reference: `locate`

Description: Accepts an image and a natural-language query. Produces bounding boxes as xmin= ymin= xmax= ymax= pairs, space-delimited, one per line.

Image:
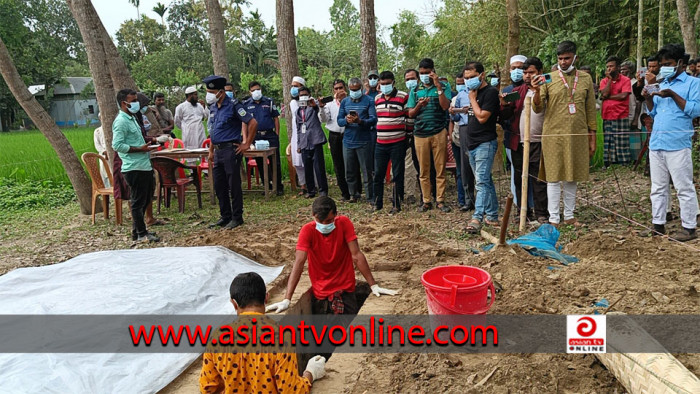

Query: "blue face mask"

xmin=420 ymin=74 xmax=431 ymax=85
xmin=657 ymin=66 xmax=676 ymax=81
xmin=406 ymin=79 xmax=418 ymax=90
xmin=225 ymin=91 xmax=234 ymax=99
xmin=349 ymin=89 xmax=362 ymax=100
xmin=315 ymin=220 xmax=336 ymax=235
xmin=368 ymin=78 xmax=378 ymax=87
xmin=380 ymin=84 xmax=393 ymax=95
xmin=456 ymin=84 xmax=466 ymax=92
xmin=490 ymin=78 xmax=499 ymax=87
xmin=466 ymin=76 xmax=481 ymax=91
xmin=126 ymin=101 xmax=140 ymax=114
xmin=139 ymin=106 xmax=148 ymax=114
xmin=510 ymin=68 xmax=523 ymax=82
xmin=290 ymin=87 xmax=299 ymax=98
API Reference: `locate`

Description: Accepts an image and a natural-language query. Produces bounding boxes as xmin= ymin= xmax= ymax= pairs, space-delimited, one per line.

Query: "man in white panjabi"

xmin=289 ymin=76 xmax=307 ymax=192
xmin=174 ymin=86 xmax=209 ymax=150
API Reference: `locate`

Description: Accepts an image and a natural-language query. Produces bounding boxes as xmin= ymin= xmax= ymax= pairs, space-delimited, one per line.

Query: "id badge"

xmin=568 ymin=103 xmax=576 ymax=114
xmin=301 ymin=124 xmax=307 ymax=134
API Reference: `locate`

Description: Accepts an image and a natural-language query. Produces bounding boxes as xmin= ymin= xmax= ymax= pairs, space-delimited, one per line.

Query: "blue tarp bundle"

xmin=482 ymin=224 xmax=579 ymax=265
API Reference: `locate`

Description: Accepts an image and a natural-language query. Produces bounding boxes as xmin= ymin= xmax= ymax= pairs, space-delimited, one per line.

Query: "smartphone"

xmin=639 ymin=67 xmax=647 ymax=79
xmin=320 ymin=96 xmax=333 ymax=104
xmin=349 ymin=110 xmax=358 ymax=117
xmin=645 ymin=84 xmax=660 ymax=94
xmin=504 ymin=91 xmax=520 ymax=103
xmin=535 ymin=74 xmax=552 ymax=85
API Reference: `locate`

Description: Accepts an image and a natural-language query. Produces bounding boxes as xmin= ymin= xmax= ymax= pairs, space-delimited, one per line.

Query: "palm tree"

xmin=153 ymin=2 xmax=167 ymax=25
xmin=128 ymin=0 xmax=140 ymax=19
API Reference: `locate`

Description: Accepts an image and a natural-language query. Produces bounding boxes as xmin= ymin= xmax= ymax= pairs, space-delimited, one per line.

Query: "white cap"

xmin=292 ymin=76 xmax=306 ymax=86
xmin=184 ymin=86 xmax=197 ymax=94
xmin=510 ymin=55 xmax=527 ymax=65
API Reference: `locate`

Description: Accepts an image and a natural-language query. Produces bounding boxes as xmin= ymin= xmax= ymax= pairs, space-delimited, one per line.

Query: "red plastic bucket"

xmin=421 ymin=266 xmax=495 ymax=315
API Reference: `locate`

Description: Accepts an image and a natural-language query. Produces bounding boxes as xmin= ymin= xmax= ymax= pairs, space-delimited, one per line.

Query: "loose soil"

xmin=2 ymin=167 xmax=699 ymax=392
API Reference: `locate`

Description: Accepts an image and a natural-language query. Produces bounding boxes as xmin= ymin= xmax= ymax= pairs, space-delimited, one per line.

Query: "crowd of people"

xmin=102 ymin=40 xmax=699 ymax=243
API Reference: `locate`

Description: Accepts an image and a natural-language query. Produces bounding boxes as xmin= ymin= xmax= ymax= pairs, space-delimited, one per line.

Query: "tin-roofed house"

xmin=31 ymin=77 xmax=100 ymax=127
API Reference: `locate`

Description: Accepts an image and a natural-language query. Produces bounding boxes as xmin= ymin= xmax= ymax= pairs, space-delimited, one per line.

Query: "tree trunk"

xmin=658 ymin=0 xmax=665 ymax=50
xmin=205 ymin=0 xmax=230 ymax=80
xmin=276 ymin=0 xmax=300 ymax=142
xmin=360 ymin=0 xmax=377 ymax=77
xmin=676 ymin=0 xmax=697 ymax=57
xmin=0 ymin=37 xmax=93 ymax=214
xmin=505 ymin=0 xmax=520 ymax=84
xmin=68 ymin=0 xmax=120 ymax=169
xmin=637 ymin=0 xmax=643 ymax=70
xmin=80 ymin=0 xmax=163 ymax=136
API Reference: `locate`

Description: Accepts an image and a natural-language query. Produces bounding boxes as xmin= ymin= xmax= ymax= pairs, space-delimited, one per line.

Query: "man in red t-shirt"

xmin=266 ymin=196 xmax=397 ymax=315
xmin=600 ymin=56 xmax=632 ymax=165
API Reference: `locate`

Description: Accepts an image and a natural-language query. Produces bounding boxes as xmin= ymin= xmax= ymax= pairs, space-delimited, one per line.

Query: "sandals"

xmin=563 ymin=218 xmax=584 ymax=228
xmin=484 ymin=218 xmax=501 ymax=227
xmin=465 ymin=219 xmax=482 ymax=234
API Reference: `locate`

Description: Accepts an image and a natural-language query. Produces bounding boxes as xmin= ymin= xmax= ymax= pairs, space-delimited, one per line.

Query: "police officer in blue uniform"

xmin=243 ymin=81 xmax=283 ymax=195
xmin=204 ymin=75 xmax=258 ymax=230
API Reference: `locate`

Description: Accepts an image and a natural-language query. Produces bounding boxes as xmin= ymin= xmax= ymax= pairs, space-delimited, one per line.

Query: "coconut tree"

xmin=153 ymin=2 xmax=167 ymax=25
xmin=128 ymin=0 xmax=140 ymax=19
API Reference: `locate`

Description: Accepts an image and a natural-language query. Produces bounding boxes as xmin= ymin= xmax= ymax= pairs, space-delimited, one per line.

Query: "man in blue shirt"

xmin=644 ymin=44 xmax=700 ymax=241
xmin=111 ymin=89 xmax=160 ymax=243
xmin=244 ymin=81 xmax=283 ymax=196
xmin=337 ymin=77 xmax=378 ymax=203
xmin=450 ymin=73 xmax=476 ymax=211
xmin=204 ymin=75 xmax=259 ymax=230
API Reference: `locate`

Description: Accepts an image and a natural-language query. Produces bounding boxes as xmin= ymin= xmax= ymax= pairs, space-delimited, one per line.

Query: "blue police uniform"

xmin=205 ymin=75 xmax=254 ymax=226
xmin=243 ymin=96 xmax=283 ymax=193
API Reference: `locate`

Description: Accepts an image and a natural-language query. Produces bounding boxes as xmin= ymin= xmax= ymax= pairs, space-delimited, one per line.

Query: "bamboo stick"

xmin=519 ymin=97 xmax=532 ymax=232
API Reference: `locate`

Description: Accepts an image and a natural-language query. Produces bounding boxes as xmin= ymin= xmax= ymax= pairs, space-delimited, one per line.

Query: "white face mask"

xmin=205 ymin=92 xmax=218 ymax=105
xmin=558 ymin=55 xmax=577 ymax=74
xmin=251 ymin=89 xmax=263 ymax=101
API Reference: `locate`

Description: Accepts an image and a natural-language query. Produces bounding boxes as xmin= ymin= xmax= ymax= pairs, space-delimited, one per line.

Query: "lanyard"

xmin=301 ymin=107 xmax=306 ymax=123
xmin=558 ymin=69 xmax=579 ymax=103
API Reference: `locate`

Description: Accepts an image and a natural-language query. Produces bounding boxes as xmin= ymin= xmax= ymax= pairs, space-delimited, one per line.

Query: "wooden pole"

xmin=519 ymin=97 xmax=532 ymax=232
xmin=499 ymin=194 xmax=513 ymax=246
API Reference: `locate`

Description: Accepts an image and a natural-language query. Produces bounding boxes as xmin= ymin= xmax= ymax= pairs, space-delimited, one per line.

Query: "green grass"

xmin=0 ymin=118 xmax=336 ymax=186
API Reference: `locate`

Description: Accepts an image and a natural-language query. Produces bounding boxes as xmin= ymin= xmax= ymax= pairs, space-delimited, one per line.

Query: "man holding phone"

xmin=319 ymin=79 xmax=351 ymax=201
xmin=407 ymin=58 xmax=452 ymax=213
xmin=337 ymin=77 xmax=377 ymax=203
xmin=532 ymin=41 xmax=597 ymax=227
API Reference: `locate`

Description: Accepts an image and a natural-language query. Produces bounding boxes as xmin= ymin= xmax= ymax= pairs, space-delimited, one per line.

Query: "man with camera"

xmin=295 ymin=87 xmax=328 ymax=198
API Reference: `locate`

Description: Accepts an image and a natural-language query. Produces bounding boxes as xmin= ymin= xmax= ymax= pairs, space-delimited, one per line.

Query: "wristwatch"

xmin=437 ymin=90 xmax=444 ymax=95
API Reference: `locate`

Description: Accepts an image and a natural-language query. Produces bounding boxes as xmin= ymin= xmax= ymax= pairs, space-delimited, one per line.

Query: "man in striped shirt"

xmin=373 ymin=71 xmax=409 ymax=213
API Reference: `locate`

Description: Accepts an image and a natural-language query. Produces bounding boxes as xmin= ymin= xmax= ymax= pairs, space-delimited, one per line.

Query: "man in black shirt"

xmin=463 ymin=61 xmax=501 ymax=233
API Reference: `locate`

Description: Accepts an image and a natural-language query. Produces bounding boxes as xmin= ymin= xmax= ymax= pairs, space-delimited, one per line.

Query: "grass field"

xmin=0 ymin=118 xmax=338 ymax=184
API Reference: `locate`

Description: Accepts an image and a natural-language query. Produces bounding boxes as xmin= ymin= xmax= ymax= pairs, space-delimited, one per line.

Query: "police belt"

xmin=213 ymin=141 xmax=241 ymax=150
xmin=256 ymin=130 xmax=275 ymax=136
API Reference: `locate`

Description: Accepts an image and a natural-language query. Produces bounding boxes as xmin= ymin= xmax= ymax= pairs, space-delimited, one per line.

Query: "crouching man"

xmin=199 ymin=272 xmax=326 ymax=393
xmin=267 ymin=196 xmax=397 ymax=316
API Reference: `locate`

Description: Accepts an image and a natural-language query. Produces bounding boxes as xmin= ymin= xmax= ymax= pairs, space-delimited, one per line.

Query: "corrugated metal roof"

xmin=53 ymin=77 xmax=93 ymax=95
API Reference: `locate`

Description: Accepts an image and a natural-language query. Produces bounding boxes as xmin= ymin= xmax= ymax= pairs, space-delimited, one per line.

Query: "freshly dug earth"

xmin=163 ymin=210 xmax=700 ymax=393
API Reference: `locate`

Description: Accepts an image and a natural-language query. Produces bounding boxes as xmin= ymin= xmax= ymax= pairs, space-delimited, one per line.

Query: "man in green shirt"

xmin=112 ymin=89 xmax=161 ymax=243
xmin=407 ymin=58 xmax=452 ymax=213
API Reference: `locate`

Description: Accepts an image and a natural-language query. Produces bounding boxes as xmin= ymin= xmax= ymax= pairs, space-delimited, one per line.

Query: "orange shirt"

xmin=199 ymin=312 xmax=312 ymax=394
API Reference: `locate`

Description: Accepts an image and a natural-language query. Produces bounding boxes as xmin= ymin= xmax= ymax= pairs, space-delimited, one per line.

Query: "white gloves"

xmin=304 ymin=355 xmax=327 ymax=381
xmin=265 ymin=298 xmax=290 ymax=313
xmin=371 ymin=284 xmax=398 ymax=297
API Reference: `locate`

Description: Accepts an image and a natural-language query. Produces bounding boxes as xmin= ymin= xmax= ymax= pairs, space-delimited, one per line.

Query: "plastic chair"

xmin=246 ymin=157 xmax=260 ymax=190
xmin=197 ymin=138 xmax=211 ymax=182
xmin=151 ymin=157 xmax=202 ymax=213
xmin=162 ymin=138 xmax=187 ymax=178
xmin=81 ymin=152 xmax=123 ymax=225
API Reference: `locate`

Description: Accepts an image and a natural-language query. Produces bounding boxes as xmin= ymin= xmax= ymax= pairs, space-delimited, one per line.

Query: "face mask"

xmin=349 ymin=89 xmax=362 ymax=100
xmin=490 ymin=78 xmax=499 ymax=87
xmin=139 ymin=106 xmax=148 ymax=114
xmin=368 ymin=78 xmax=378 ymax=87
xmin=251 ymin=89 xmax=262 ymax=101
xmin=657 ymin=66 xmax=676 ymax=81
xmin=558 ymin=55 xmax=577 ymax=74
xmin=420 ymin=74 xmax=431 ymax=85
xmin=205 ymin=92 xmax=218 ymax=105
xmin=380 ymin=84 xmax=393 ymax=95
xmin=510 ymin=68 xmax=523 ymax=82
xmin=225 ymin=91 xmax=234 ymax=99
xmin=290 ymin=87 xmax=299 ymax=98
xmin=126 ymin=101 xmax=140 ymax=114
xmin=406 ymin=80 xmax=418 ymax=90
xmin=315 ymin=220 xmax=336 ymax=235
xmin=456 ymin=84 xmax=466 ymax=92
xmin=466 ymin=76 xmax=481 ymax=91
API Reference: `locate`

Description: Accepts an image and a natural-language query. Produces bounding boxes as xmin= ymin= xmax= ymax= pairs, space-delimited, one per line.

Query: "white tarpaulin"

xmin=0 ymin=246 xmax=283 ymax=393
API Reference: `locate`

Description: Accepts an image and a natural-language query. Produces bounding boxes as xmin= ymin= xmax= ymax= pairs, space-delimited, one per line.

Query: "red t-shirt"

xmin=599 ymin=75 xmax=632 ymax=120
xmin=296 ymin=215 xmax=358 ymax=299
